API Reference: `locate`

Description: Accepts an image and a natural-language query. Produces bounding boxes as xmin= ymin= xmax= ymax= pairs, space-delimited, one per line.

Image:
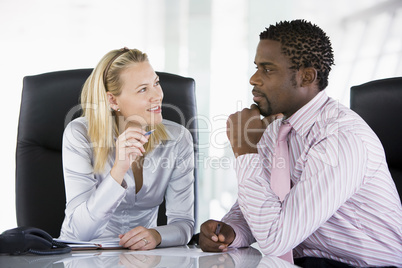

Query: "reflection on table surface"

xmin=0 ymin=245 xmax=298 ymax=268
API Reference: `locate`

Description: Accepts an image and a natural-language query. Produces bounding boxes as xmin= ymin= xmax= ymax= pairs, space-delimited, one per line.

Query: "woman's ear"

xmin=301 ymin=67 xmax=317 ymax=87
xmin=106 ymin=92 xmax=119 ymax=111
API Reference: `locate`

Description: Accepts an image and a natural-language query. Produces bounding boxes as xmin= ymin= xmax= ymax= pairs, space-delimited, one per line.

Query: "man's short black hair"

xmin=260 ymin=19 xmax=334 ymax=90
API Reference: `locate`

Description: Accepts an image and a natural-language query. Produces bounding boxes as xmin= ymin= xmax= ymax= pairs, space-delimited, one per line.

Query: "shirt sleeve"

xmin=235 ymin=131 xmax=367 ymax=256
xmin=60 ymin=120 xmax=127 ymax=241
xmin=153 ymin=128 xmax=195 ymax=247
xmin=221 ymin=200 xmax=256 ymax=248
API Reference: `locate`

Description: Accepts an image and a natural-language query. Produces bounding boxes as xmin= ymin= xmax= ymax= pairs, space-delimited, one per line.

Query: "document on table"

xmin=54 ymin=238 xmax=122 ymax=249
xmin=54 ymin=238 xmax=224 ymax=257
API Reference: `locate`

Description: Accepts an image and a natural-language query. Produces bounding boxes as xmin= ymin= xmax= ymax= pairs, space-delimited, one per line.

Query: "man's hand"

xmin=227 ymin=104 xmax=280 ymax=157
xmin=199 ymin=220 xmax=235 ymax=252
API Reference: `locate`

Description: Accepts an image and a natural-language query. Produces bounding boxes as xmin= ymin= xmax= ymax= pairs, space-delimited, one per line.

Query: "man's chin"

xmin=257 ymin=106 xmax=270 ymax=117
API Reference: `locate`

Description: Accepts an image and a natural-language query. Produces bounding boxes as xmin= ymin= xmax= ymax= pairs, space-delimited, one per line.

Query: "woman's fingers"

xmin=116 ymin=128 xmax=150 ymax=158
xmin=123 ymin=139 xmax=146 ymax=153
xmin=111 ymin=127 xmax=152 ymax=181
xmin=119 ymin=227 xmax=158 ymax=250
xmin=122 ymin=128 xmax=149 ymax=144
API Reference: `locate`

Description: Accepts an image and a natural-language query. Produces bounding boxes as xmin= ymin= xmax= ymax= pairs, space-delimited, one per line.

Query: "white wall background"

xmin=1 ymin=0 xmax=401 ymax=234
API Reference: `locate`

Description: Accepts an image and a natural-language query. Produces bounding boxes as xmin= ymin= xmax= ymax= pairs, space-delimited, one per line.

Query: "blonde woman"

xmin=59 ymin=48 xmax=195 ymax=250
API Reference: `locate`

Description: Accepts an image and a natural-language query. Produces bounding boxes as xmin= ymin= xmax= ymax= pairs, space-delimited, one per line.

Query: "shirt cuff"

xmin=152 ymin=224 xmax=189 ymax=248
xmin=228 ymin=224 xmax=245 ymax=248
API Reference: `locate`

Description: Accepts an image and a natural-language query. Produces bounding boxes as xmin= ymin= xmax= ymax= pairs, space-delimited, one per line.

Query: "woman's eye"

xmin=139 ymin=88 xmax=146 ymax=93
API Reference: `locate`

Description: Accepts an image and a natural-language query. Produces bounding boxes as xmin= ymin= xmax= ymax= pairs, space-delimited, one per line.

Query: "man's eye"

xmin=255 ymin=66 xmax=270 ymax=73
xmin=155 ymin=81 xmax=160 ymax=86
xmin=139 ymin=88 xmax=146 ymax=92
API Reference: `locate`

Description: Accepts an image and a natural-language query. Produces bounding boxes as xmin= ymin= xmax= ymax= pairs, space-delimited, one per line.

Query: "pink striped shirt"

xmin=222 ymin=91 xmax=402 ymax=267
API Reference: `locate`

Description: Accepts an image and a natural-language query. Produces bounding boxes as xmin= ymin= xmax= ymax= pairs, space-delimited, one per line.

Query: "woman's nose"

xmin=152 ymin=86 xmax=163 ymax=101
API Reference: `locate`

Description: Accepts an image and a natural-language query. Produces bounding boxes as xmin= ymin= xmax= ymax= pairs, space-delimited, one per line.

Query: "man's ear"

xmin=106 ymin=92 xmax=119 ymax=111
xmin=301 ymin=67 xmax=317 ymax=87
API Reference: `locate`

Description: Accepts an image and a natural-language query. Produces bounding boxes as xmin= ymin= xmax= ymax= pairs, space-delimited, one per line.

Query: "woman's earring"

xmin=117 ymin=108 xmax=121 ymax=112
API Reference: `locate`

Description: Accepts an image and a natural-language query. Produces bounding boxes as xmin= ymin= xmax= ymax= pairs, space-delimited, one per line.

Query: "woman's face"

xmin=109 ymin=61 xmax=163 ymax=128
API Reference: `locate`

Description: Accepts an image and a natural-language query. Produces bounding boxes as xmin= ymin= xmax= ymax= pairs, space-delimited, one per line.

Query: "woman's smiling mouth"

xmin=148 ymin=106 xmax=161 ymax=113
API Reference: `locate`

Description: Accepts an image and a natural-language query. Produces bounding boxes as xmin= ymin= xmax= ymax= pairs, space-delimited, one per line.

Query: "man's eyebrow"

xmin=254 ymin=61 xmax=275 ymax=66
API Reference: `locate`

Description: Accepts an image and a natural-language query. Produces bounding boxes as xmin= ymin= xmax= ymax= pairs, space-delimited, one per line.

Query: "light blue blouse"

xmin=59 ymin=117 xmax=195 ymax=247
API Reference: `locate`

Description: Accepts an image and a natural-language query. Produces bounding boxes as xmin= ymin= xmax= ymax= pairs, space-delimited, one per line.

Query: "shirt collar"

xmin=284 ymin=90 xmax=329 ymax=135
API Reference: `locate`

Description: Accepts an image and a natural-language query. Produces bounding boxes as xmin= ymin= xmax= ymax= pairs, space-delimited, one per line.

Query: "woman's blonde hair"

xmin=80 ymin=48 xmax=168 ymax=173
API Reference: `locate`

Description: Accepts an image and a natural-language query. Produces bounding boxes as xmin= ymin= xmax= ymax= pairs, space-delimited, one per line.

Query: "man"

xmin=200 ymin=20 xmax=402 ymax=267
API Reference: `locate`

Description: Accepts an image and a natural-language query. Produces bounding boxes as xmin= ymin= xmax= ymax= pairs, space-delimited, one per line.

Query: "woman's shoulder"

xmin=65 ymin=117 xmax=88 ymax=131
xmin=64 ymin=117 xmax=90 ymax=141
xmin=162 ymin=119 xmax=193 ymax=142
xmin=162 ymin=119 xmax=187 ymax=131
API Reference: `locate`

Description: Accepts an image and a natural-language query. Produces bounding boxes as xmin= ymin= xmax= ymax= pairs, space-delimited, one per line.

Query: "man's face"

xmin=250 ymin=39 xmax=302 ymax=118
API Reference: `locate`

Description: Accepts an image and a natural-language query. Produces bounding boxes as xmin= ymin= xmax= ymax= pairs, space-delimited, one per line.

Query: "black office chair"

xmin=16 ymin=69 xmax=198 ymax=238
xmin=350 ymin=77 xmax=402 ymax=201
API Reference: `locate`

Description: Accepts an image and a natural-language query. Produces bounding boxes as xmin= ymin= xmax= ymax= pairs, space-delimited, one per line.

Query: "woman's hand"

xmin=119 ymin=226 xmax=161 ymax=250
xmin=111 ymin=127 xmax=149 ymax=184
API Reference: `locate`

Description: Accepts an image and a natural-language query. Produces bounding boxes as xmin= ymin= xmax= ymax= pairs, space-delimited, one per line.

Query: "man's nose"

xmin=250 ymin=71 xmax=262 ymax=86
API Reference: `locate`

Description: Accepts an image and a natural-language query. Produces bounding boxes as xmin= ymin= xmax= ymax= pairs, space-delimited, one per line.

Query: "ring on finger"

xmin=141 ymin=238 xmax=149 ymax=245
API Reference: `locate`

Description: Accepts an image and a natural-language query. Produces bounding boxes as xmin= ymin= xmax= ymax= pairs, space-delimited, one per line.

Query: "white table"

xmin=0 ymin=245 xmax=298 ymax=267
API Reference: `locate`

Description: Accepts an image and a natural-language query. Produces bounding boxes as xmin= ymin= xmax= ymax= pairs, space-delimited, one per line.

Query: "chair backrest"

xmin=350 ymin=77 xmax=402 ymax=201
xmin=16 ymin=69 xmax=198 ymax=237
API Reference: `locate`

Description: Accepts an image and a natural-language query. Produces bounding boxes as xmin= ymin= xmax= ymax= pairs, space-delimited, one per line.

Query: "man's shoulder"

xmin=315 ymin=97 xmax=379 ymax=144
xmin=319 ymin=97 xmax=363 ymax=127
